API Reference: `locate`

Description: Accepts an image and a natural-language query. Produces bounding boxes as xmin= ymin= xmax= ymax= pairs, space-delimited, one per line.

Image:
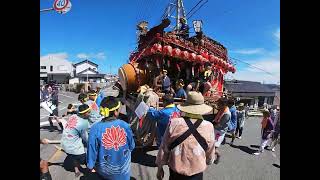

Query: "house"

xmin=224 ymin=80 xmax=276 ymax=108
xmin=265 ymin=84 xmax=280 ymax=106
xmin=40 ymin=56 xmax=74 ymax=84
xmin=73 ymin=59 xmax=105 ymax=83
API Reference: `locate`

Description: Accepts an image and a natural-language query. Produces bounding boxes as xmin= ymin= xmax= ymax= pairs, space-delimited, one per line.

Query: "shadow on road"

xmin=250 ymin=145 xmax=260 ymax=149
xmin=48 ymin=162 xmax=64 ymax=167
xmin=272 ymin=164 xmax=280 ymax=168
xmin=250 ymin=145 xmax=271 ymax=150
xmin=40 ymin=125 xmax=59 ymax=132
xmin=131 ymin=147 xmax=157 ymax=167
xmin=230 ymin=144 xmax=257 ymax=155
xmin=79 ymin=173 xmax=137 ymax=180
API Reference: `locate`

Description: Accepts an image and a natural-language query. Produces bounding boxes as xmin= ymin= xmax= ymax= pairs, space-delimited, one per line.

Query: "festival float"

xmin=117 ymin=0 xmax=236 ymax=146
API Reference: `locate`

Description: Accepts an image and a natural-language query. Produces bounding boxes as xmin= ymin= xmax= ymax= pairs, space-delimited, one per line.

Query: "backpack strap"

xmin=169 ymin=118 xmax=208 ymax=151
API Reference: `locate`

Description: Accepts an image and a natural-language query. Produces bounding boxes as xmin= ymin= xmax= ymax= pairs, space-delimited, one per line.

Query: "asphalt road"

xmin=40 ymin=90 xmax=280 ymax=180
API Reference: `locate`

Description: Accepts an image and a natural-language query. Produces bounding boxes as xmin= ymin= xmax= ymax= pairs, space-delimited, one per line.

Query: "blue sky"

xmin=40 ymin=0 xmax=280 ymax=83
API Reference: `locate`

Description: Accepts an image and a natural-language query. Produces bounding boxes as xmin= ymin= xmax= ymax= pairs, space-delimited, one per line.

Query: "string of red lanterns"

xmin=133 ymin=43 xmax=236 ymax=73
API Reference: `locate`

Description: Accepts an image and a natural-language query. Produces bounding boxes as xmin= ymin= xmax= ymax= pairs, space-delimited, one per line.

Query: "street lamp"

xmin=192 ymin=20 xmax=203 ymax=33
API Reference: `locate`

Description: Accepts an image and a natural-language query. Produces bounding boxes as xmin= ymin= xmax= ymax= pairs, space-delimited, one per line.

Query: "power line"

xmin=229 ymin=57 xmax=280 ymax=79
xmin=187 ymin=0 xmax=208 ymax=20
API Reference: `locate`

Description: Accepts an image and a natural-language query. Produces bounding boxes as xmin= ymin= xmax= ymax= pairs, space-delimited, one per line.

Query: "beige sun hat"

xmin=177 ymin=91 xmax=213 ymax=115
xmin=239 ymin=103 xmax=244 ymax=107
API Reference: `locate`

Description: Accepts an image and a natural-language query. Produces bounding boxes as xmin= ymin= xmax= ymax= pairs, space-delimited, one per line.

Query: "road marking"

xmin=59 ymin=93 xmax=75 ymax=99
xmin=40 ymin=102 xmax=81 ymax=120
xmin=40 ymin=118 xmax=67 ymax=127
xmin=48 ymin=149 xmax=65 ymax=162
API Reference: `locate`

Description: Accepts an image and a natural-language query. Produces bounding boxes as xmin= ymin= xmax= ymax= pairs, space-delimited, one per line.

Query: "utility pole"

xmin=163 ymin=0 xmax=187 ymax=30
xmin=86 ymin=59 xmax=89 ymax=82
xmin=176 ymin=0 xmax=180 ymax=30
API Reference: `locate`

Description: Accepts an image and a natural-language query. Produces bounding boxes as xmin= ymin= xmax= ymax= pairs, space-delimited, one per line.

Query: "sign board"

xmin=53 ymin=0 xmax=72 ymax=14
xmin=192 ymin=20 xmax=203 ymax=33
xmin=135 ymin=101 xmax=149 ymax=119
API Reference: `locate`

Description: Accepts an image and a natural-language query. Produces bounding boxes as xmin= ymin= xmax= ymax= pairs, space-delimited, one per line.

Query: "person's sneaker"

xmin=271 ymin=147 xmax=275 ymax=152
xmin=214 ymin=155 xmax=220 ymax=164
xmin=222 ymin=138 xmax=226 ymax=145
xmin=49 ymin=127 xmax=55 ymax=132
xmin=238 ymin=136 xmax=242 ymax=139
xmin=75 ymin=171 xmax=81 ymax=177
xmin=253 ymin=152 xmax=261 ymax=155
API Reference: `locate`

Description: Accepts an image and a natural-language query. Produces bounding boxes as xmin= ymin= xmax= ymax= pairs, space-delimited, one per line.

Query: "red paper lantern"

xmin=215 ymin=58 xmax=221 ymax=66
xmin=209 ymin=55 xmax=215 ymax=63
xmin=172 ymin=48 xmax=181 ymax=58
xmin=180 ymin=51 xmax=189 ymax=60
xmin=202 ymin=51 xmax=209 ymax=59
xmin=163 ymin=45 xmax=173 ymax=56
xmin=221 ymin=61 xmax=227 ymax=69
xmin=196 ymin=55 xmax=203 ymax=62
xmin=151 ymin=44 xmax=162 ymax=54
xmin=189 ymin=53 xmax=197 ymax=61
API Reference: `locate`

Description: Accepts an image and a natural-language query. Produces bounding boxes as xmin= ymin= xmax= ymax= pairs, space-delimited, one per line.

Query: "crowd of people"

xmin=40 ymin=81 xmax=280 ymax=180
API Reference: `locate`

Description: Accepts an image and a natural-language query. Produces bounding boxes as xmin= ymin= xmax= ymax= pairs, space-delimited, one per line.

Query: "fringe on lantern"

xmin=192 ymin=66 xmax=195 ymax=77
xmin=156 ymin=57 xmax=160 ymax=68
xmin=176 ymin=63 xmax=180 ymax=71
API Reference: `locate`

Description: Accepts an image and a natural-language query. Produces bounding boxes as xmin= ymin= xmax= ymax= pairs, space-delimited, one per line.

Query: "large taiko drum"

xmin=118 ymin=63 xmax=148 ymax=93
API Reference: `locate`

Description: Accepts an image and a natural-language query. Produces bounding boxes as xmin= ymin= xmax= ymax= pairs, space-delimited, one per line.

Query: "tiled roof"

xmin=224 ymin=80 xmax=274 ymax=93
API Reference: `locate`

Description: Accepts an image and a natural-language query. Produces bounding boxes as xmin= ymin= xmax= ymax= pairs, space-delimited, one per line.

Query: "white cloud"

xmin=274 ymin=28 xmax=280 ymax=46
xmin=94 ymin=52 xmax=106 ymax=60
xmin=231 ymin=48 xmax=265 ymax=55
xmin=76 ymin=52 xmax=106 ymax=60
xmin=232 ymin=55 xmax=280 ymax=84
xmin=228 ymin=28 xmax=280 ymax=84
xmin=40 ymin=52 xmax=68 ymax=61
xmin=77 ymin=53 xmax=89 ymax=59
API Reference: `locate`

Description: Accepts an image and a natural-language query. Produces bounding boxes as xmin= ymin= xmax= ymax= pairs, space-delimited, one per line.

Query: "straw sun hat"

xmin=177 ymin=91 xmax=212 ymax=115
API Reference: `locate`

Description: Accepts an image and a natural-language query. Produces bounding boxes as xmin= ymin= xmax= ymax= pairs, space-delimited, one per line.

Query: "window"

xmin=40 ymin=66 xmax=46 ymax=69
xmin=50 ymin=66 xmax=53 ymax=72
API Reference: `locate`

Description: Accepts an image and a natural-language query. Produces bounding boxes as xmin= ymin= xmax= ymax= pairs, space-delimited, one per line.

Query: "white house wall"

xmin=80 ymin=69 xmax=96 ymax=75
xmin=75 ymin=63 xmax=98 ymax=74
xmin=40 ymin=57 xmax=73 ymax=76
xmin=69 ymin=78 xmax=79 ymax=84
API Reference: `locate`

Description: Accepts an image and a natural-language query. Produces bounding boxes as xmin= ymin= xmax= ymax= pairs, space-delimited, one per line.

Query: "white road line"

xmin=59 ymin=93 xmax=75 ymax=99
xmin=40 ymin=102 xmax=81 ymax=120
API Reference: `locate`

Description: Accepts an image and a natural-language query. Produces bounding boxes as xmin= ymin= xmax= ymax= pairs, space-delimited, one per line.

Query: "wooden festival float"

xmin=117 ymin=0 xmax=236 ymax=146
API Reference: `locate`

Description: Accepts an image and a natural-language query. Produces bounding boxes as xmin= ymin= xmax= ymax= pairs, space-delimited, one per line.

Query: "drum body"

xmin=118 ymin=63 xmax=147 ymax=93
